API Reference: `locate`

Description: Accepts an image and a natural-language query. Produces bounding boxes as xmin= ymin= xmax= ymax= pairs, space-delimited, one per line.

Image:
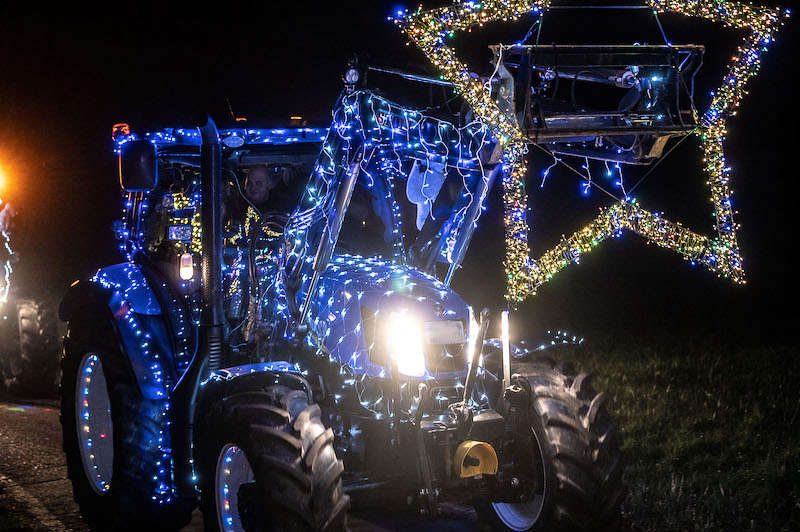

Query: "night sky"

xmin=1 ymin=1 xmax=797 ymax=342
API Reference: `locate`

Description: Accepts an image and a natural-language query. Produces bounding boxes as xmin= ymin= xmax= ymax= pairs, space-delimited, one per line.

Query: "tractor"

xmin=59 ymin=80 xmax=625 ymax=531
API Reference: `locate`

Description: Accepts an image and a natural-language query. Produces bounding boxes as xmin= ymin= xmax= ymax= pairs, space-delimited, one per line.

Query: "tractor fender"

xmin=61 ymin=263 xmax=176 ymax=401
xmin=197 ymin=362 xmax=315 ymax=417
xmin=210 ymin=361 xmax=311 ymax=388
xmin=206 ymin=362 xmax=312 ymax=396
xmin=60 ymin=264 xmax=162 ymax=321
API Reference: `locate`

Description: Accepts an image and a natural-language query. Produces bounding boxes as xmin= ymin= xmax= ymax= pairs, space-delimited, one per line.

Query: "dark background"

xmin=1 ymin=0 xmax=797 ymax=344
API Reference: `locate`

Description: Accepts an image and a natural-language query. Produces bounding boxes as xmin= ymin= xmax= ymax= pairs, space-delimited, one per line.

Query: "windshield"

xmin=335 ymin=156 xmax=497 ymax=274
xmin=281 ymin=91 xmax=500 ymax=288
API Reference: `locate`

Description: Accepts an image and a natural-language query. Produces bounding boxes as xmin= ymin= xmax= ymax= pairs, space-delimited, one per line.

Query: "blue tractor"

xmin=59 ymin=71 xmax=625 ymax=530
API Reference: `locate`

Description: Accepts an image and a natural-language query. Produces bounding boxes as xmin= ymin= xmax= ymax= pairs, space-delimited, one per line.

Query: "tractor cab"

xmin=111 ymin=126 xmax=326 ymax=290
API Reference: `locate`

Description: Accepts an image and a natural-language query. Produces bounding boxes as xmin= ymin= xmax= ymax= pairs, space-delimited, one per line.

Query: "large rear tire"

xmin=198 ymin=381 xmax=349 ymax=531
xmin=1 ymin=300 xmax=59 ymax=396
xmin=61 ymin=303 xmax=195 ymax=530
xmin=480 ymin=359 xmax=626 ymax=531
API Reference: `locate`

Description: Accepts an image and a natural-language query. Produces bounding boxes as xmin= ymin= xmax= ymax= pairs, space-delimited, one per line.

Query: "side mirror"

xmin=119 ymin=140 xmax=158 ymax=191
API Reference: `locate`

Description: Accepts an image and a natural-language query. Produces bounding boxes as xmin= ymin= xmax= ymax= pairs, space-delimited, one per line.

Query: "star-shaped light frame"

xmin=394 ymin=0 xmax=787 ymax=304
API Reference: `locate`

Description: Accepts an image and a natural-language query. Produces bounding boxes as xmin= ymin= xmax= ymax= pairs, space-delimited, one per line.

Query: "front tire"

xmin=198 ymin=381 xmax=349 ymax=531
xmin=481 ymin=359 xmax=626 ymax=531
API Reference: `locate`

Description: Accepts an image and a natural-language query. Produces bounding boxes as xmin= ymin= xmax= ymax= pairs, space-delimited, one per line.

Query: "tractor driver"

xmin=224 ymin=165 xmax=281 ymax=226
xmin=243 ymin=165 xmax=279 ymax=213
xmin=221 ymin=165 xmax=282 ymax=334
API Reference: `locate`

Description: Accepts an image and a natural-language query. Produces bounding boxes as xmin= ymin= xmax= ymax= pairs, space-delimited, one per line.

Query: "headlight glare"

xmin=386 ymin=311 xmax=426 ymax=377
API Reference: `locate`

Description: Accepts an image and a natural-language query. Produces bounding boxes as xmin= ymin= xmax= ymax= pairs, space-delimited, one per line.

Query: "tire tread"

xmin=198 ymin=382 xmax=348 ymax=531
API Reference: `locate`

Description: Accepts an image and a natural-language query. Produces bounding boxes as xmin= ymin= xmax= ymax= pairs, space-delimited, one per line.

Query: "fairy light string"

xmin=394 ymin=0 xmax=788 ymax=305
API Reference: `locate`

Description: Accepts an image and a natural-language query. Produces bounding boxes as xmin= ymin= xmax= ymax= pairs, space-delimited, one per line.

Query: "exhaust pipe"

xmin=171 ymin=114 xmax=224 ymax=495
xmin=197 ymin=116 xmax=225 ymax=371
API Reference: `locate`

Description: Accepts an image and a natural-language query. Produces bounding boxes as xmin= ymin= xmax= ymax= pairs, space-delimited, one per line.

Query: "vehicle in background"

xmin=0 ymin=199 xmax=59 ymax=397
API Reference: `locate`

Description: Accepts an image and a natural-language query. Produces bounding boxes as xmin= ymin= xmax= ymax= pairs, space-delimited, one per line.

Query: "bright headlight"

xmin=465 ymin=306 xmax=481 ymax=366
xmin=385 ymin=311 xmax=426 ymax=377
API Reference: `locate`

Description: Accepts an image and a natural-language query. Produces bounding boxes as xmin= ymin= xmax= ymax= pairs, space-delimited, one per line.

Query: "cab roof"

xmin=113 ymin=127 xmax=328 ymax=154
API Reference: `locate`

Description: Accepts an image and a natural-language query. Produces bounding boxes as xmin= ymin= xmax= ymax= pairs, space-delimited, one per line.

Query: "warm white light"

xmin=179 ymin=252 xmax=194 ymax=280
xmin=466 ymin=306 xmax=481 ymax=367
xmin=386 ymin=310 xmax=426 ymax=377
xmin=501 ymin=310 xmax=511 ymax=390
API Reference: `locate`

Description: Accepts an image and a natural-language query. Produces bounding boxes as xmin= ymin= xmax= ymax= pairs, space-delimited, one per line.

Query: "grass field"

xmin=557 ymin=335 xmax=800 ymax=530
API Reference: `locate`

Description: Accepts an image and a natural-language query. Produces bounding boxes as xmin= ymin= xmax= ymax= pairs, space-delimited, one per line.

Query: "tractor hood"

xmin=303 ymin=254 xmax=470 ymax=379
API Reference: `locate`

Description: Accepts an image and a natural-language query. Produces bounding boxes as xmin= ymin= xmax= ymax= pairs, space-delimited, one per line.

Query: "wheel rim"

xmin=491 ymin=428 xmax=547 ymax=531
xmin=216 ymin=444 xmax=255 ymax=532
xmin=75 ymin=353 xmax=113 ymax=494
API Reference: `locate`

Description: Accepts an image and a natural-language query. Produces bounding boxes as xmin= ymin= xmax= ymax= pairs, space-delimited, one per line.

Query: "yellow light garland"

xmin=394 ymin=0 xmax=787 ymax=304
xmin=170 ymin=192 xmax=202 ymax=253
